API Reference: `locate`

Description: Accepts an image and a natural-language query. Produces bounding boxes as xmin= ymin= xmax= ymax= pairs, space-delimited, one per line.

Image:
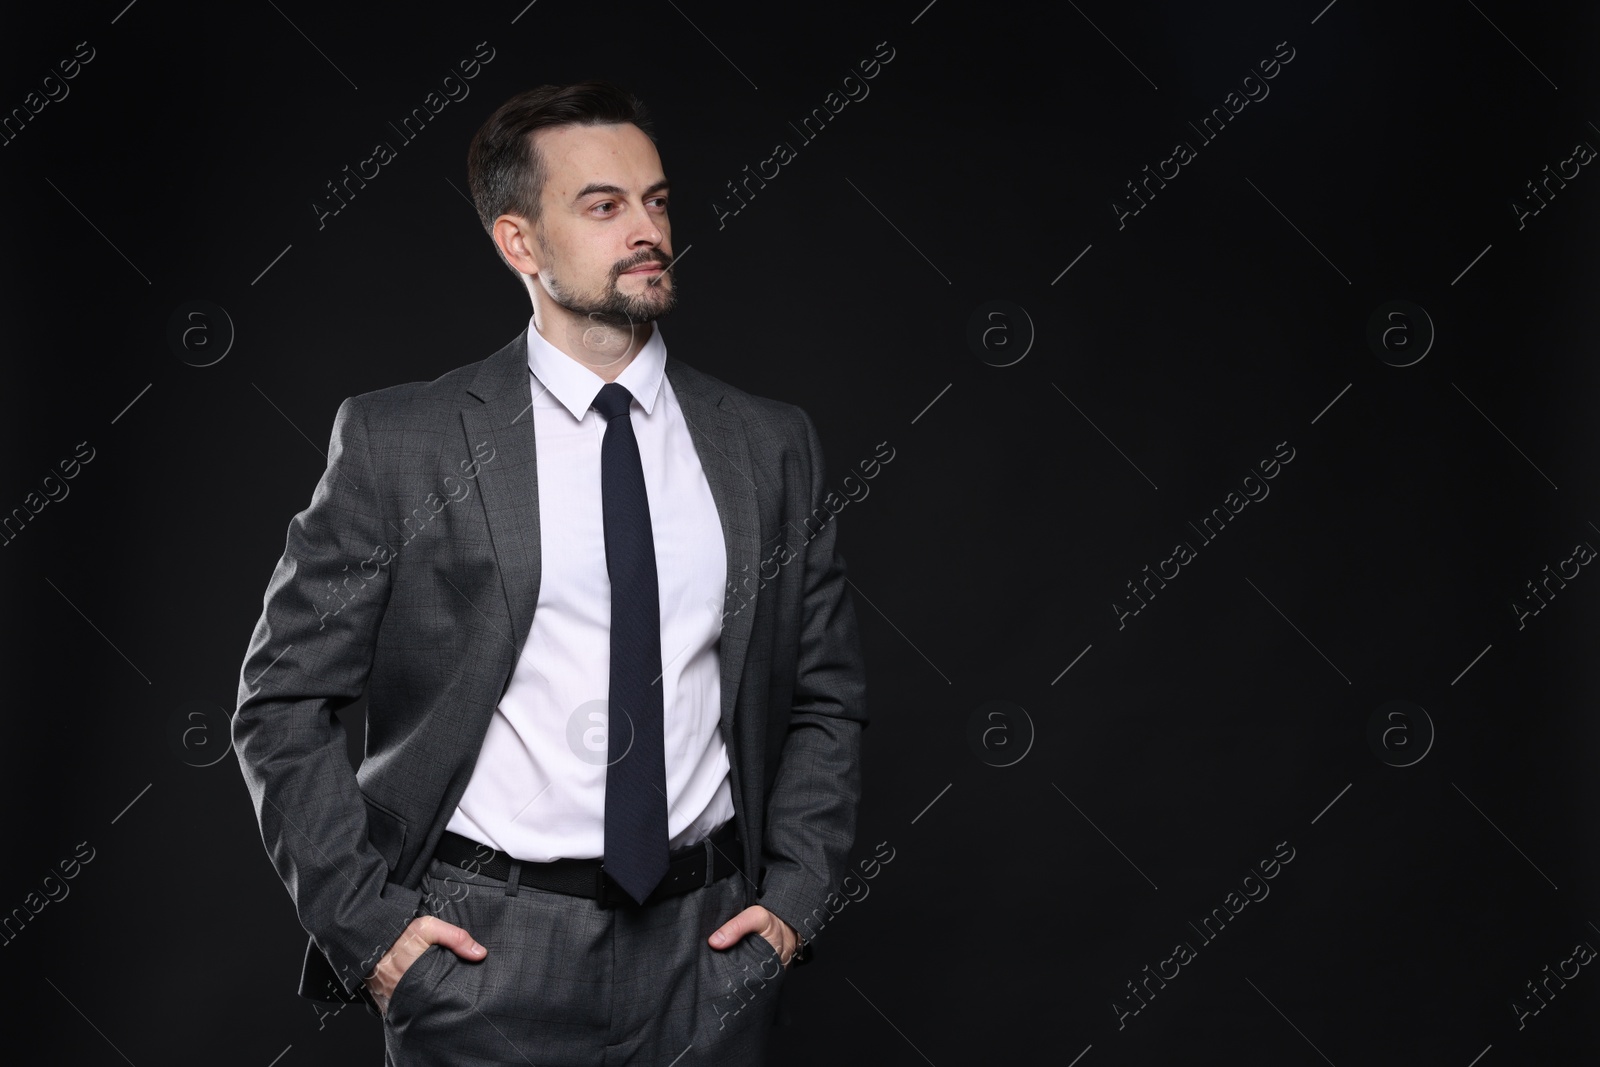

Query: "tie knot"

xmin=591 ymin=382 xmax=634 ymax=422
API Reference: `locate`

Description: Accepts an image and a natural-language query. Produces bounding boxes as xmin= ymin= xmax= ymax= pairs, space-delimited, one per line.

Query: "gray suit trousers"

xmin=381 ymin=855 xmax=788 ymax=1066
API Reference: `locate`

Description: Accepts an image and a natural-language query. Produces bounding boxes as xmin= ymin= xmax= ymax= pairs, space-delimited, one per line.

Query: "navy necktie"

xmin=591 ymin=382 xmax=669 ymax=904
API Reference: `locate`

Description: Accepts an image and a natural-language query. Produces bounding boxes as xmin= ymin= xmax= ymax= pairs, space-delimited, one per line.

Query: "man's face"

xmin=530 ymin=121 xmax=676 ymax=330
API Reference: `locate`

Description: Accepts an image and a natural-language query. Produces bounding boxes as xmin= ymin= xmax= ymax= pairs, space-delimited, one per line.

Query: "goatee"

xmin=547 ymin=252 xmax=679 ymax=329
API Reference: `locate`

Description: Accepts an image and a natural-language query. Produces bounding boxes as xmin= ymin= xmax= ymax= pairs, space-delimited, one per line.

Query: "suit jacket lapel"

xmin=461 ymin=329 xmax=543 ymax=667
xmin=666 ymin=355 xmax=761 ymax=737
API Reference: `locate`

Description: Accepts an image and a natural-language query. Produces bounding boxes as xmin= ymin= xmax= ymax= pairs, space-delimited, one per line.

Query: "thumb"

xmin=708 ymin=906 xmax=759 ymax=950
xmin=433 ymin=919 xmax=488 ymax=960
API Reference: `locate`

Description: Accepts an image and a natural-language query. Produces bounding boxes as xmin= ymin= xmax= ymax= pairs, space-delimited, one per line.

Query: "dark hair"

xmin=466 ymin=81 xmax=655 ymax=268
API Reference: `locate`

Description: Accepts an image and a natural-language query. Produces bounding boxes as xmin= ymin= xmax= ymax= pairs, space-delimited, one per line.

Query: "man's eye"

xmin=593 ymin=202 xmax=616 ymax=214
xmin=649 ymin=197 xmax=668 ymax=209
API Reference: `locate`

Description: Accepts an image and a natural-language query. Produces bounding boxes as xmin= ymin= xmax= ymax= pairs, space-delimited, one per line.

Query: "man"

xmin=232 ymin=81 xmax=868 ymax=1066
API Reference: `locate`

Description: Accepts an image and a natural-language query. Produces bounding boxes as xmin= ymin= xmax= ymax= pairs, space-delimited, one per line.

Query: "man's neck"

xmin=532 ymin=307 xmax=654 ymax=384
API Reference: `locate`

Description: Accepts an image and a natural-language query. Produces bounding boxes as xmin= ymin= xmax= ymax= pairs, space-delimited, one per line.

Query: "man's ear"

xmin=493 ymin=214 xmax=540 ymax=276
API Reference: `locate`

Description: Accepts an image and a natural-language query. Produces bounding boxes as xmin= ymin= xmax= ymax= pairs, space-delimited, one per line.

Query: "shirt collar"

xmin=526 ymin=315 xmax=668 ymax=422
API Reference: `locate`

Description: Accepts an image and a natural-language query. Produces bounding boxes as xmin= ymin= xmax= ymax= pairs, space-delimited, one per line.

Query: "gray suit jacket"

xmin=233 ymin=327 xmax=867 ymax=1005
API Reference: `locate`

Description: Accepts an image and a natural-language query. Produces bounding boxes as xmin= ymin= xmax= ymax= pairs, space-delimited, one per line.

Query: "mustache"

xmin=613 ymin=249 xmax=674 ymax=277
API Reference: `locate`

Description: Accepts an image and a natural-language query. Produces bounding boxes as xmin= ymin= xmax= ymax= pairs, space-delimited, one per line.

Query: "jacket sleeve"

xmin=755 ymin=408 xmax=868 ymax=949
xmin=233 ymin=395 xmax=422 ymax=999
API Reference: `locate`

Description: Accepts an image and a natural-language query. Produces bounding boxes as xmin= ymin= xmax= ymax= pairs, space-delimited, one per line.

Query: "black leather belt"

xmin=432 ymin=821 xmax=741 ymax=908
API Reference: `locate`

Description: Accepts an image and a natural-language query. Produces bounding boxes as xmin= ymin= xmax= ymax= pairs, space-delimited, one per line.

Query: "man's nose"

xmin=628 ymin=209 xmax=663 ymax=247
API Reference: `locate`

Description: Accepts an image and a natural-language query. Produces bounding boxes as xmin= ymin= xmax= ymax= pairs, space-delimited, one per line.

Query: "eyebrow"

xmin=572 ymin=178 xmax=671 ymax=203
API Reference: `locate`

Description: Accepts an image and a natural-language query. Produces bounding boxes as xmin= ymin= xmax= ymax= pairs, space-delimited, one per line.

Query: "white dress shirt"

xmin=444 ymin=318 xmax=735 ymax=862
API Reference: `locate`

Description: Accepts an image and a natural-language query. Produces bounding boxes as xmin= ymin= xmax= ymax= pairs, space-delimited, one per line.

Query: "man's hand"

xmin=365 ymin=915 xmax=487 ymax=1017
xmin=709 ymin=905 xmax=800 ymax=968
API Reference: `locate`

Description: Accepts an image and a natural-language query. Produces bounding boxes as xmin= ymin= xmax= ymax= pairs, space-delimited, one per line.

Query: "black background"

xmin=4 ymin=0 xmax=1598 ymax=1063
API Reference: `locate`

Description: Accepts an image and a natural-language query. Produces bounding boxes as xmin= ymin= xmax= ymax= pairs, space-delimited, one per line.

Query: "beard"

xmin=542 ymin=248 xmax=679 ymax=329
